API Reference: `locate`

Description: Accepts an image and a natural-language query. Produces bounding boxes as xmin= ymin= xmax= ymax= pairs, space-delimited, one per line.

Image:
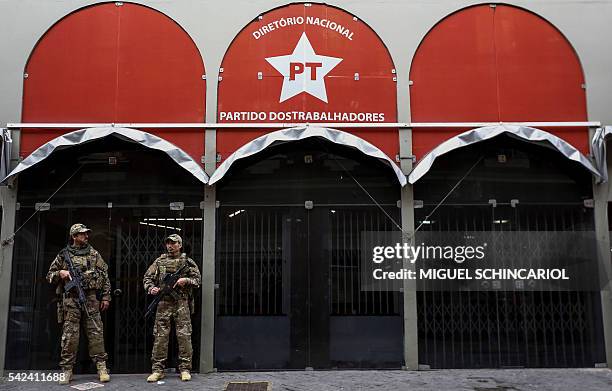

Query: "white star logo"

xmin=265 ymin=32 xmax=342 ymax=103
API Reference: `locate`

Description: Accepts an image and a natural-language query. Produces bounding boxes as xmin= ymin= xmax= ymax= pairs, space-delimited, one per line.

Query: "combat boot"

xmin=180 ymin=370 xmax=191 ymax=381
xmin=59 ymin=368 xmax=72 ymax=385
xmin=96 ymin=362 xmax=110 ymax=382
xmin=147 ymin=371 xmax=165 ymax=382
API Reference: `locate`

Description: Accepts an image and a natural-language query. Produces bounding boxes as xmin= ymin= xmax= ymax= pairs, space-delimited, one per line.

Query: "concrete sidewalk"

xmin=1 ymin=368 xmax=611 ymax=391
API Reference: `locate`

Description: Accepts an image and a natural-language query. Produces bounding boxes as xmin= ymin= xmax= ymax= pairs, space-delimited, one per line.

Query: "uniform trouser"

xmin=60 ymin=290 xmax=107 ymax=370
xmin=151 ymin=297 xmax=193 ymax=372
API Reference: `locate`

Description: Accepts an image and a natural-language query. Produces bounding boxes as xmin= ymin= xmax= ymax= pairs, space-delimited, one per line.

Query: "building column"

xmin=589 ymin=127 xmax=612 ymax=368
xmin=593 ymin=179 xmax=612 ymax=368
xmin=587 ymin=126 xmax=612 ymax=368
xmin=399 ymin=127 xmax=418 ymax=370
xmin=592 ymin=156 xmax=612 ymax=368
xmin=0 ymin=184 xmax=18 ymax=375
xmin=199 ymin=128 xmax=217 ymax=373
xmin=0 ymin=128 xmax=19 ymax=375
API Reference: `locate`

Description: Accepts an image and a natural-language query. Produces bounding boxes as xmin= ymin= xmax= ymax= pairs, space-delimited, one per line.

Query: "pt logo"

xmin=289 ymin=62 xmax=321 ymax=81
xmin=266 ymin=32 xmax=342 ymax=103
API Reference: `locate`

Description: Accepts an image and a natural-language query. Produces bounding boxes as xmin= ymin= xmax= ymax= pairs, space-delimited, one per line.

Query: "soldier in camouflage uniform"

xmin=143 ymin=233 xmax=201 ymax=382
xmin=46 ymin=223 xmax=111 ymax=385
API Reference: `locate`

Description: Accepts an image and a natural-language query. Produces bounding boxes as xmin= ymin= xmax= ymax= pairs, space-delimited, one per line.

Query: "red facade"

xmin=21 ymin=2 xmax=206 ymax=161
xmin=217 ymin=3 xmax=398 ymax=161
xmin=410 ymin=4 xmax=587 ymax=159
xmin=19 ymin=3 xmax=588 ymax=168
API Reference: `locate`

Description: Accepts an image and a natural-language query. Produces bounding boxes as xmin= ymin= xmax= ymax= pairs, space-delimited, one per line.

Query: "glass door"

xmin=6 ymin=137 xmax=206 ymax=372
xmin=213 ymin=138 xmax=403 ymax=370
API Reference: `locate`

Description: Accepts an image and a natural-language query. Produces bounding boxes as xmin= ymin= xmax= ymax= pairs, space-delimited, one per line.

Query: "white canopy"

xmin=592 ymin=126 xmax=612 ymax=183
xmin=208 ymin=126 xmax=407 ymax=186
xmin=3 ymin=127 xmax=209 ymax=184
xmin=409 ymin=124 xmax=600 ymax=184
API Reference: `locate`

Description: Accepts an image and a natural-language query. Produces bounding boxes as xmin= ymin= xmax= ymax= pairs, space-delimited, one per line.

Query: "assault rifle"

xmin=62 ymin=248 xmax=100 ymax=331
xmin=145 ymin=263 xmax=189 ymax=319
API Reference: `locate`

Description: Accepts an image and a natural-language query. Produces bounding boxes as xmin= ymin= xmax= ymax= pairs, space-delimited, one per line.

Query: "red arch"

xmin=217 ymin=2 xmax=398 ymax=162
xmin=409 ymin=4 xmax=587 ymax=159
xmin=21 ymin=2 xmax=206 ymax=161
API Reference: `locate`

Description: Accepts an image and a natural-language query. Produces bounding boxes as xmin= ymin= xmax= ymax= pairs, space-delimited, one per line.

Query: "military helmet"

xmin=165 ymin=233 xmax=182 ymax=244
xmin=69 ymin=223 xmax=91 ymax=236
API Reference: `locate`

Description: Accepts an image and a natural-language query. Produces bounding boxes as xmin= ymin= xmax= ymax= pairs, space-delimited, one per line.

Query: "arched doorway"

xmin=214 ymin=137 xmax=404 ymax=369
xmin=8 ymin=0 xmax=208 ymax=372
xmin=6 ymin=136 xmax=205 ymax=373
xmin=413 ymin=134 xmax=606 ymax=368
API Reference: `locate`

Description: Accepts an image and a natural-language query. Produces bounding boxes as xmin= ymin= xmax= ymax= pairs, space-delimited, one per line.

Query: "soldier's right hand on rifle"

xmin=59 ymin=270 xmax=72 ymax=280
xmin=148 ymin=287 xmax=160 ymax=295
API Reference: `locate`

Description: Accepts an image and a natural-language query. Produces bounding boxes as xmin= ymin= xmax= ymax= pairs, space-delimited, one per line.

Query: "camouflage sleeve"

xmin=185 ymin=258 xmax=201 ymax=289
xmin=46 ymin=253 xmax=65 ymax=285
xmin=143 ymin=261 xmax=159 ymax=293
xmin=95 ymin=252 xmax=112 ymax=302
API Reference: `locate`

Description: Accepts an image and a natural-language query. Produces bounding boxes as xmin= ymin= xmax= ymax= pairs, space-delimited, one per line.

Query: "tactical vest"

xmin=63 ymin=246 xmax=104 ymax=291
xmin=155 ymin=253 xmax=192 ymax=298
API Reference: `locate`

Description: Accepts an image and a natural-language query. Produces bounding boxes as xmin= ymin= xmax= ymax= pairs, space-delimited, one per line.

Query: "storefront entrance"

xmin=6 ymin=137 xmax=204 ymax=373
xmin=214 ymin=139 xmax=404 ymax=369
xmin=413 ymin=135 xmax=606 ymax=368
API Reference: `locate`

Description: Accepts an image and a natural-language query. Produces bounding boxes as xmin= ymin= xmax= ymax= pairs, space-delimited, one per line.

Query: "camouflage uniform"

xmin=143 ymin=243 xmax=201 ymax=373
xmin=46 ymin=234 xmax=111 ymax=371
